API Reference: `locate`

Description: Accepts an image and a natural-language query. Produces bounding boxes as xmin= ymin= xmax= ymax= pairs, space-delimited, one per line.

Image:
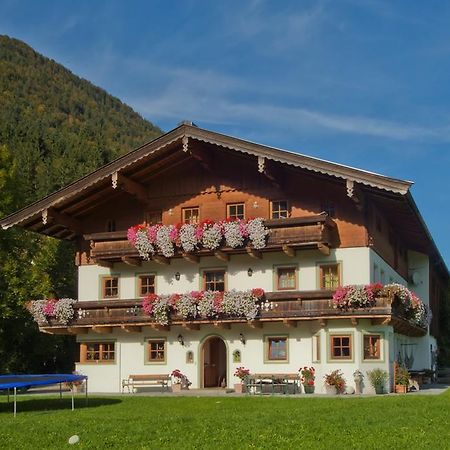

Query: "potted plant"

xmin=234 ymin=366 xmax=250 ymax=393
xmin=300 ymin=366 xmax=315 ymax=394
xmin=367 ymin=368 xmax=389 ymax=394
xmin=324 ymin=369 xmax=346 ymax=395
xmin=395 ymin=366 xmax=409 ymax=393
xmin=171 ymin=369 xmax=191 ymax=392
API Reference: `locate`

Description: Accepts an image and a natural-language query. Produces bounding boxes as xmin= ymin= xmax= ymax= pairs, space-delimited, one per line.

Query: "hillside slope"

xmin=0 ymin=35 xmax=162 ymax=206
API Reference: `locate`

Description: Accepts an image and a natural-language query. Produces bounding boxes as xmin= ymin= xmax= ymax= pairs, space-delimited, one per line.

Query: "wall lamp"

xmin=175 ymin=272 xmax=181 ymax=281
xmin=247 ymin=268 xmax=253 ymax=277
xmin=177 ymin=334 xmax=184 ymax=346
xmin=239 ymin=333 xmax=246 ymax=345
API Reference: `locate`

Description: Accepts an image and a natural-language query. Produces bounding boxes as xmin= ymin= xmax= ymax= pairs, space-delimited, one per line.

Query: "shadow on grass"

xmin=0 ymin=396 xmax=122 ymax=414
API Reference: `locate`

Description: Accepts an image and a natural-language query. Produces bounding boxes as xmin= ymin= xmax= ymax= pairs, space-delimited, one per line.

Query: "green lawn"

xmin=1 ymin=390 xmax=449 ymax=449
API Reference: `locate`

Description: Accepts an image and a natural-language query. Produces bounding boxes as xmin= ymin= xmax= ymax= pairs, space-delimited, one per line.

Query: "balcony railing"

xmin=37 ymin=290 xmax=426 ymax=337
xmin=84 ymin=215 xmax=337 ymax=264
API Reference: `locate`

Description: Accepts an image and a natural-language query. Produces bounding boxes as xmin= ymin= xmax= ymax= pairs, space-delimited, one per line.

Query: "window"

xmin=276 ymin=267 xmax=297 ymax=290
xmin=266 ymin=336 xmax=288 ymax=362
xmin=271 ymin=200 xmax=289 ymax=219
xmin=203 ymin=270 xmax=226 ymax=291
xmin=312 ymin=334 xmax=321 ymax=363
xmin=321 ymin=200 xmax=335 ymax=218
xmin=146 ymin=339 xmax=166 ymax=363
xmin=144 ymin=210 xmax=162 ymax=225
xmin=102 ymin=276 xmax=119 ymax=299
xmin=363 ymin=334 xmax=381 ymax=360
xmin=182 ymin=207 xmax=199 ymax=224
xmin=106 ymin=219 xmax=116 ymax=232
xmin=138 ymin=275 xmax=155 ymax=297
xmin=81 ymin=342 xmax=115 ymax=363
xmin=319 ymin=264 xmax=340 ymax=290
xmin=227 ymin=203 xmax=245 ymax=220
xmin=330 ymin=335 xmax=352 ymax=360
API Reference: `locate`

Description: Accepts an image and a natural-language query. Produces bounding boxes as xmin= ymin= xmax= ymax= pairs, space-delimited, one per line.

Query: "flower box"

xmin=172 ymin=383 xmax=182 ymax=393
xmin=395 ymin=384 xmax=408 ymax=394
xmin=234 ymin=383 xmax=245 ymax=394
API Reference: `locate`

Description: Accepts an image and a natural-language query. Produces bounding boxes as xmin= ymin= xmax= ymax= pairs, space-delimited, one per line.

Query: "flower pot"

xmin=303 ymin=385 xmax=315 ymax=394
xmin=395 ymin=384 xmax=407 ymax=394
xmin=172 ymin=383 xmax=182 ymax=393
xmin=374 ymin=385 xmax=384 ymax=395
xmin=234 ymin=383 xmax=245 ymax=394
xmin=325 ymin=385 xmax=337 ymax=395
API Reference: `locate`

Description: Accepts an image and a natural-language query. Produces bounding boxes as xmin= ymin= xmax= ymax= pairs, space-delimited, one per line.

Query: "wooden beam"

xmin=283 ymin=319 xmax=297 ymax=328
xmin=43 ymin=207 xmax=83 ymax=234
xmin=112 ymin=171 xmax=149 ymax=204
xmin=350 ymin=318 xmax=358 ymax=326
xmin=67 ymin=327 xmax=89 ymax=335
xmin=318 ymin=243 xmax=330 ymax=256
xmin=149 ymin=324 xmax=170 ymax=332
xmin=152 ymin=255 xmax=170 ymax=265
xmin=346 ymin=179 xmax=364 ymax=211
xmin=214 ymin=322 xmax=231 ymax=330
xmin=182 ymin=253 xmax=200 ymax=264
xmin=95 ymin=259 xmax=114 ymax=269
xmin=182 ymin=323 xmax=200 ymax=331
xmin=121 ymin=325 xmax=142 ymax=333
xmin=122 ymin=257 xmax=142 ymax=267
xmin=248 ymin=321 xmax=263 ymax=329
xmin=214 ymin=250 xmax=229 ymax=262
xmin=371 ymin=317 xmax=392 ymax=326
xmin=92 ymin=326 xmax=113 ymax=334
xmin=257 ymin=156 xmax=281 ymax=189
xmin=282 ymin=244 xmax=295 ymax=257
xmin=246 ymin=247 xmax=262 ymax=259
xmin=318 ymin=318 xmax=327 ymax=328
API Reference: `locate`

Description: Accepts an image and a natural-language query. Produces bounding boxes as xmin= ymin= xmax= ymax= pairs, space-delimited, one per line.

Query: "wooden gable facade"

xmin=1 ymin=123 xmax=448 ymax=338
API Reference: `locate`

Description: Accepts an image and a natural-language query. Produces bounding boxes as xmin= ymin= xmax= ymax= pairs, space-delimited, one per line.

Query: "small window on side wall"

xmin=276 ymin=267 xmax=297 ymax=291
xmin=102 ymin=276 xmax=119 ymax=299
xmin=266 ymin=336 xmax=288 ymax=362
xmin=81 ymin=342 xmax=115 ymax=363
xmin=146 ymin=339 xmax=166 ymax=363
xmin=271 ymin=200 xmax=289 ymax=219
xmin=319 ymin=264 xmax=340 ymax=290
xmin=227 ymin=203 xmax=245 ymax=220
xmin=330 ymin=335 xmax=352 ymax=360
xmin=363 ymin=334 xmax=381 ymax=360
xmin=182 ymin=207 xmax=199 ymax=224
xmin=203 ymin=270 xmax=226 ymax=292
xmin=138 ymin=275 xmax=155 ymax=297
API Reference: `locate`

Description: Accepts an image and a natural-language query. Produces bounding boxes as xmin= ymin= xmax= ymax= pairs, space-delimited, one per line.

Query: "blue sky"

xmin=1 ymin=0 xmax=449 ymax=267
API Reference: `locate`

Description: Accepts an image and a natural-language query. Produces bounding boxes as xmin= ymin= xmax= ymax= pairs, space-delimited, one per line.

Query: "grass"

xmin=0 ymin=390 xmax=449 ymax=449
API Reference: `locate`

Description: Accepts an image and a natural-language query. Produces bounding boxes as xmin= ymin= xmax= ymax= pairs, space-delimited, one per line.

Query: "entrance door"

xmin=202 ymin=337 xmax=226 ymax=388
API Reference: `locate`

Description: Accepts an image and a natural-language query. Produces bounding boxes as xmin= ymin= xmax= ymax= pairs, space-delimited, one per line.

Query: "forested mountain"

xmin=0 ymin=35 xmax=162 ymax=373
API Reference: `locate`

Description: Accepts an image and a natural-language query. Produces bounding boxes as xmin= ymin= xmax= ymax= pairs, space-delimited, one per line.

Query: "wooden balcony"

xmin=38 ymin=290 xmax=426 ymax=337
xmin=83 ymin=215 xmax=337 ymax=266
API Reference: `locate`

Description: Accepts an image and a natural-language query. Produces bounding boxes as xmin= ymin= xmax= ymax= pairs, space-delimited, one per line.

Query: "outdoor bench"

xmin=122 ymin=374 xmax=170 ymax=393
xmin=246 ymin=373 xmax=300 ymax=395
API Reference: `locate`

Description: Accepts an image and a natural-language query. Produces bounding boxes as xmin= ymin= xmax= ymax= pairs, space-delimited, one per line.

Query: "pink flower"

xmin=190 ymin=291 xmax=204 ymax=301
xmin=169 ymin=226 xmax=179 ymax=242
xmin=147 ymin=225 xmax=159 ymax=243
xmin=42 ymin=299 xmax=57 ymax=317
xmin=142 ymin=293 xmax=158 ymax=315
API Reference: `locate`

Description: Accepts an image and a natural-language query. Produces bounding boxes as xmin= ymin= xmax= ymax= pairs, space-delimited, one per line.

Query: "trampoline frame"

xmin=0 ymin=374 xmax=88 ymax=417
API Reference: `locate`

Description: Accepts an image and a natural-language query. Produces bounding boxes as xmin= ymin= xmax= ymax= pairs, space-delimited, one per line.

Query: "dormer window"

xmin=227 ymin=203 xmax=245 ymax=220
xmin=271 ymin=200 xmax=289 ymax=219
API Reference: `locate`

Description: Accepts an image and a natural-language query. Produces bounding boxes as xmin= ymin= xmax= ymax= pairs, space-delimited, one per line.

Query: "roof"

xmin=0 ymin=123 xmax=447 ymax=277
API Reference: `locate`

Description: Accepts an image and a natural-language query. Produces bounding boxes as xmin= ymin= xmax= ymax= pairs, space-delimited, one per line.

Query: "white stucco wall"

xmin=78 ymin=247 xmax=373 ymax=301
xmin=76 ymin=319 xmax=394 ymax=394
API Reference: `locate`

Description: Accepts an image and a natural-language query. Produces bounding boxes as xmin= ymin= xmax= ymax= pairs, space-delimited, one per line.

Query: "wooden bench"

xmin=246 ymin=373 xmax=300 ymax=395
xmin=122 ymin=374 xmax=170 ymax=393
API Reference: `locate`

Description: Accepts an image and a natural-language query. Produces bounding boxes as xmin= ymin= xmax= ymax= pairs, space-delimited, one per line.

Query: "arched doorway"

xmin=201 ymin=336 xmax=227 ymax=388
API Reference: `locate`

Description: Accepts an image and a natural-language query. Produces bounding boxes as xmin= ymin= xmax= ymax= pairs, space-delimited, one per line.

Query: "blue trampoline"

xmin=0 ymin=374 xmax=88 ymax=417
